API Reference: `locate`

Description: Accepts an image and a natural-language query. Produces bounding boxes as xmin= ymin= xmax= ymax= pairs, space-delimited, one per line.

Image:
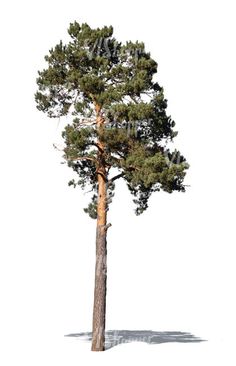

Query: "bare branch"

xmin=53 ymin=143 xmax=64 ymax=151
xmin=66 ymin=156 xmax=97 ymax=163
xmin=129 ymin=95 xmax=139 ymax=104
xmin=108 ymin=165 xmax=141 ymax=184
xmin=104 ymin=223 xmax=112 ymax=231
xmin=113 ymin=151 xmax=125 ymax=159
xmin=108 ymin=172 xmax=124 ymax=184
xmin=84 ymin=187 xmax=94 ymax=194
xmin=142 ymin=91 xmax=153 ymax=98
xmin=91 ymin=142 xmax=104 ymax=153
xmin=73 ymin=118 xmax=97 ymax=128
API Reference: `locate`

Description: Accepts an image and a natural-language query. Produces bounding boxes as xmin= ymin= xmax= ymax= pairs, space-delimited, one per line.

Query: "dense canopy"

xmin=35 ymin=21 xmax=189 ymax=217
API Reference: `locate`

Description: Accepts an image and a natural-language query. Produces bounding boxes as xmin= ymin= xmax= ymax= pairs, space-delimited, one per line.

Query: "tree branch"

xmin=96 ymin=169 xmax=107 ymax=182
xmin=91 ymin=142 xmax=104 ymax=153
xmin=129 ymin=95 xmax=139 ymax=104
xmin=76 ymin=118 xmax=97 ymax=126
xmin=108 ymin=165 xmax=141 ymax=185
xmin=67 ymin=156 xmax=97 ymax=163
xmin=104 ymin=223 xmax=112 ymax=231
xmin=108 ymin=172 xmax=124 ymax=184
xmin=113 ymin=151 xmax=125 ymax=159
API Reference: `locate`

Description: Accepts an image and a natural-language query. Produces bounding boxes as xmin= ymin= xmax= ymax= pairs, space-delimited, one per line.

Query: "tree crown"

xmin=35 ymin=21 xmax=189 ymax=217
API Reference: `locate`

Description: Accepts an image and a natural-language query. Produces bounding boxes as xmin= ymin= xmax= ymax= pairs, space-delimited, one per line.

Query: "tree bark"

xmin=91 ymin=104 xmax=108 ymax=351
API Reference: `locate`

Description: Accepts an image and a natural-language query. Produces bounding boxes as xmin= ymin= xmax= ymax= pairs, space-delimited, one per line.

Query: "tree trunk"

xmin=91 ymin=104 xmax=108 ymax=351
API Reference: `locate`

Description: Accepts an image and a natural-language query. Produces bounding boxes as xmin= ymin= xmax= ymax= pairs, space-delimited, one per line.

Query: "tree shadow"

xmin=65 ymin=330 xmax=205 ymax=350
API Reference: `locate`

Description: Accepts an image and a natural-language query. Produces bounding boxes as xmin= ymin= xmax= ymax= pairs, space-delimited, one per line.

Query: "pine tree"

xmin=35 ymin=21 xmax=189 ymax=351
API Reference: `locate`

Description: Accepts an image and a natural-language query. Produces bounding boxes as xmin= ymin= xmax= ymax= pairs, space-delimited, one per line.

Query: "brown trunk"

xmin=91 ymin=104 xmax=108 ymax=351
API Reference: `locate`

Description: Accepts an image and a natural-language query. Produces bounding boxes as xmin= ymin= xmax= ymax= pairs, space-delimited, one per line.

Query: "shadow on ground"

xmin=65 ymin=330 xmax=205 ymax=350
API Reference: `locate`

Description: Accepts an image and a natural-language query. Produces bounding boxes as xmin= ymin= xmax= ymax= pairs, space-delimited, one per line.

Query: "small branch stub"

xmin=104 ymin=223 xmax=112 ymax=231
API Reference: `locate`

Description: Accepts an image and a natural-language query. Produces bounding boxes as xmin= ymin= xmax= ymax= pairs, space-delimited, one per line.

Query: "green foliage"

xmin=84 ymin=194 xmax=98 ymax=219
xmin=35 ymin=21 xmax=189 ymax=217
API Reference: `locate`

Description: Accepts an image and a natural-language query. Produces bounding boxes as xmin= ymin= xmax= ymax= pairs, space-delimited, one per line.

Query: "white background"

xmin=0 ymin=0 xmax=236 ymax=365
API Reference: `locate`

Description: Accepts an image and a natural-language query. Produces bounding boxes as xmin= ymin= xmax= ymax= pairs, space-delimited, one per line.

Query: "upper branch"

xmin=66 ymin=156 xmax=97 ymax=164
xmin=108 ymin=172 xmax=124 ymax=184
